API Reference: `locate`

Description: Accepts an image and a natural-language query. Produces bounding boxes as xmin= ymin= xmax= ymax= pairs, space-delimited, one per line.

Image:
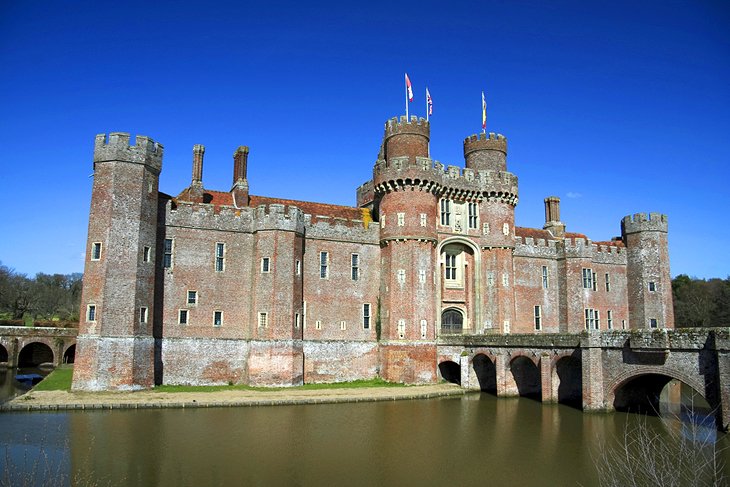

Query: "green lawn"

xmin=29 ymin=368 xmax=404 ymax=393
xmin=32 ymin=365 xmax=74 ymax=391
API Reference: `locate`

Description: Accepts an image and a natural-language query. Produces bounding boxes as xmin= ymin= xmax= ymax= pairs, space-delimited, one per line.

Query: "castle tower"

xmin=463 ymin=133 xmax=518 ymax=334
xmin=374 ymin=116 xmax=438 ymax=383
xmin=231 ymin=146 xmax=250 ymax=207
xmin=621 ymin=213 xmax=674 ymax=329
xmin=72 ymin=133 xmax=163 ymax=391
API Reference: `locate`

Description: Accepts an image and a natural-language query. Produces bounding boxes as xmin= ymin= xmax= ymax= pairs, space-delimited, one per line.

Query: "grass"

xmin=32 ymin=365 xmax=73 ymax=391
xmin=154 ymin=377 xmax=406 ymax=393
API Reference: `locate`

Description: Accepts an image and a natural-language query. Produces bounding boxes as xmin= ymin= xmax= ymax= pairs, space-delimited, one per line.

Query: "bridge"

xmin=437 ymin=328 xmax=730 ymax=430
xmin=0 ymin=326 xmax=78 ymax=368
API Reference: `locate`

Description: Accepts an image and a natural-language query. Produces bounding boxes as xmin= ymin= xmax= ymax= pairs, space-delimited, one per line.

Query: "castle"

xmin=72 ymin=116 xmax=674 ymax=391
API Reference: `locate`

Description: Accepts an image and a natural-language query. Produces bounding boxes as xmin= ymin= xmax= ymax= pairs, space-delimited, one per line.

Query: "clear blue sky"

xmin=1 ymin=0 xmax=728 ymax=279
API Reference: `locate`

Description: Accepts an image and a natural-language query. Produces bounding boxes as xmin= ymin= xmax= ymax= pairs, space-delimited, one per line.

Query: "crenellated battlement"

xmin=304 ymin=215 xmax=380 ymax=244
xmin=384 ymin=116 xmax=430 ymax=140
xmin=356 ymin=180 xmax=375 ymax=208
xmin=94 ymin=132 xmax=163 ymax=172
xmin=463 ymin=132 xmax=507 ymax=155
xmin=621 ymin=212 xmax=668 ymax=235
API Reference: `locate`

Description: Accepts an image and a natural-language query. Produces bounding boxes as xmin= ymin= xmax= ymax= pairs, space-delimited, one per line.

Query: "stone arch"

xmin=553 ymin=354 xmax=582 ymax=408
xmin=17 ymin=342 xmax=54 ymax=367
xmin=63 ymin=344 xmax=76 ymax=364
xmin=0 ymin=343 xmax=7 ymax=363
xmin=438 ymin=360 xmax=461 ymax=385
xmin=608 ymin=367 xmax=711 ymax=417
xmin=441 ymin=308 xmax=464 ymax=335
xmin=436 ymin=236 xmax=482 ymax=333
xmin=472 ymin=353 xmax=497 ymax=393
xmin=509 ymin=355 xmax=541 ymax=399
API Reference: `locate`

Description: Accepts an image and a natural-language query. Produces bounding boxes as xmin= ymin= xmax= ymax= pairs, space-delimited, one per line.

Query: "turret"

xmin=621 ymin=213 xmax=674 ymax=329
xmin=73 ymin=133 xmax=163 ymax=391
xmin=463 ymin=132 xmax=507 ymax=172
xmin=382 ymin=116 xmax=430 ymax=164
xmin=231 ymin=146 xmax=250 ymax=207
xmin=543 ymin=196 xmax=565 ymax=238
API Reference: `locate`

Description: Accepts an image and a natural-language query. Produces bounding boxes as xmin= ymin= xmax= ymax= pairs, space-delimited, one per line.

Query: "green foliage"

xmin=672 ymin=275 xmax=730 ymax=327
xmin=33 ymin=365 xmax=74 ymax=391
xmin=154 ymin=377 xmax=404 ymax=393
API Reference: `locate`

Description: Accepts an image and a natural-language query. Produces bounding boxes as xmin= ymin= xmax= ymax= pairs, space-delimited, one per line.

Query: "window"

xmin=502 ymin=272 xmax=509 ymax=287
xmin=482 ymin=222 xmax=490 ymax=235
xmin=91 ymin=242 xmax=102 ymax=260
xmin=351 ymin=254 xmax=359 ymax=281
xmin=440 ymin=199 xmax=451 ymax=226
xmin=258 ymin=312 xmax=268 ymax=328
xmin=622 ymin=319 xmax=626 ymax=330
xmin=178 ymin=309 xmax=188 ymax=325
xmin=187 ymin=290 xmax=197 ymax=305
xmin=340 ymin=320 xmax=347 ymax=331
xmin=502 ymin=223 xmax=509 ymax=235
xmin=649 ymin=318 xmax=658 ymax=328
xmin=87 ymin=304 xmax=96 ymax=322
xmin=534 ymin=306 xmax=541 ymax=331
xmin=542 ymin=266 xmax=549 ymax=289
xmin=320 ymin=252 xmax=328 ymax=279
xmin=595 ymin=310 xmax=601 ymax=329
xmin=140 ymin=307 xmax=148 ymax=324
xmin=296 ymin=260 xmax=301 ymax=276
xmin=363 ymin=304 xmax=371 ymax=329
xmin=163 ymin=238 xmax=173 ymax=268
xmin=592 ymin=272 xmax=597 ymax=291
xmin=605 ymin=273 xmax=610 ymax=292
xmin=214 ymin=311 xmax=223 ymax=327
xmin=582 ymin=268 xmax=594 ymax=289
xmin=315 ymin=320 xmax=322 ymax=330
xmin=215 ymin=243 xmax=225 ymax=272
xmin=261 ymin=257 xmax=270 ymax=273
xmin=295 ymin=313 xmax=300 ymax=329
xmin=397 ymin=212 xmax=405 ymax=226
xmin=397 ymin=319 xmax=406 ymax=339
xmin=143 ymin=246 xmax=151 ymax=263
xmin=607 ymin=310 xmax=613 ymax=330
xmin=468 ymin=203 xmax=478 ymax=229
xmin=648 ymin=281 xmax=657 ymax=292
xmin=420 ymin=213 xmax=427 ymax=227
xmin=420 ymin=319 xmax=427 ymax=339
xmin=397 ymin=269 xmax=406 ymax=284
xmin=445 ymin=254 xmax=457 ymax=280
xmin=585 ymin=308 xmax=597 ymax=330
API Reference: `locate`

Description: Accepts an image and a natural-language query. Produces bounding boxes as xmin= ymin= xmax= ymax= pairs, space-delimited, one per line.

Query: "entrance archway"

xmin=473 ymin=354 xmax=496 ymax=393
xmin=18 ymin=342 xmax=54 ymax=367
xmin=441 ymin=309 xmax=463 ymax=335
xmin=556 ymin=356 xmax=582 ymax=408
xmin=63 ymin=344 xmax=76 ymax=364
xmin=510 ymin=356 xmax=541 ymax=400
xmin=438 ymin=360 xmax=461 ymax=385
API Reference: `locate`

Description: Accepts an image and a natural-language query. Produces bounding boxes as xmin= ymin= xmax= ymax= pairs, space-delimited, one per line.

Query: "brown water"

xmin=2 ymin=394 xmax=728 ymax=486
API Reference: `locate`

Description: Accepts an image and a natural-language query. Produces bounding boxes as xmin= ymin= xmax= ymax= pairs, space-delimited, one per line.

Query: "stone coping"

xmin=0 ymin=384 xmax=466 ymax=412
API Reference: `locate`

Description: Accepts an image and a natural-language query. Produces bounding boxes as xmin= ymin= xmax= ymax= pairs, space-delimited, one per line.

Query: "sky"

xmin=0 ymin=0 xmax=728 ymax=279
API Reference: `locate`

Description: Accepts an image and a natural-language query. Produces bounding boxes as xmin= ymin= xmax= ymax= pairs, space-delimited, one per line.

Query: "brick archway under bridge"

xmin=437 ymin=327 xmax=730 ymax=430
xmin=0 ymin=327 xmax=77 ymax=368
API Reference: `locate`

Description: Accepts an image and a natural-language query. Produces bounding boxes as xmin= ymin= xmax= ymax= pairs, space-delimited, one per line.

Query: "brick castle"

xmin=72 ymin=116 xmax=674 ymax=390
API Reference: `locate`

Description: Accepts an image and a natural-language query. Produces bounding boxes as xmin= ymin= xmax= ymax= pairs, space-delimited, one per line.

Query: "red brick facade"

xmin=72 ymin=117 xmax=674 ymax=391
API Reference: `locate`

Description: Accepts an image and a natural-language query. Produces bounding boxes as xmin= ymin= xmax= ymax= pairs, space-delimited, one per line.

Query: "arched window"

xmin=441 ymin=309 xmax=463 ymax=334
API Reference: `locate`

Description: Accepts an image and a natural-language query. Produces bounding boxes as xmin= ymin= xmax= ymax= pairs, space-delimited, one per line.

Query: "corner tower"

xmin=73 ymin=133 xmax=163 ymax=391
xmin=621 ymin=213 xmax=674 ymax=329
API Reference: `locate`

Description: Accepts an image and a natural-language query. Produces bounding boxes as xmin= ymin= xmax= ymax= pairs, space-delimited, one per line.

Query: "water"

xmin=0 ymin=367 xmax=51 ymax=404
xmin=2 ymin=394 xmax=728 ymax=486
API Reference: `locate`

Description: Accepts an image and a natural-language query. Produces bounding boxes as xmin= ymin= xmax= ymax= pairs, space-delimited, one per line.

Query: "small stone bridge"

xmin=437 ymin=328 xmax=730 ymax=430
xmin=0 ymin=326 xmax=78 ymax=368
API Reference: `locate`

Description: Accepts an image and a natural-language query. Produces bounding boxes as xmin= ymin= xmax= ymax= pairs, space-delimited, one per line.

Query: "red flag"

xmin=426 ymin=88 xmax=433 ymax=116
xmin=405 ymin=73 xmax=414 ymax=102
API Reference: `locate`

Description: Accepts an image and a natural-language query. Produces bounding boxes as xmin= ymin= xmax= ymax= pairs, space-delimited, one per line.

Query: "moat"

xmin=2 ymin=392 xmax=729 ymax=486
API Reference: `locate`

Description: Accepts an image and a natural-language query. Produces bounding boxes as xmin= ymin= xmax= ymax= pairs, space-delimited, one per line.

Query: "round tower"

xmin=621 ymin=213 xmax=674 ymax=329
xmin=382 ymin=115 xmax=430 ymax=164
xmin=73 ymin=132 xmax=163 ymax=391
xmin=463 ymin=132 xmax=507 ymax=172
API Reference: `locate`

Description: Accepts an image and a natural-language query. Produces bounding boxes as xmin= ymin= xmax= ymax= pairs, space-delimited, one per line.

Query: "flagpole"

xmin=425 ymin=87 xmax=429 ymax=122
xmin=405 ymin=76 xmax=409 ymax=119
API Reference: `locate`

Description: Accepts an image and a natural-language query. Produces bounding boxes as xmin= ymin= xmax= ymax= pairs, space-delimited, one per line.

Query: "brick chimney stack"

xmin=543 ymin=196 xmax=565 ymax=238
xmin=187 ymin=144 xmax=205 ymax=203
xmin=231 ymin=146 xmax=250 ymax=207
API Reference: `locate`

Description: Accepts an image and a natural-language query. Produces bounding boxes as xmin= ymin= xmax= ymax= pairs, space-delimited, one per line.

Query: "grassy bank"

xmin=30 ymin=368 xmax=405 ymax=394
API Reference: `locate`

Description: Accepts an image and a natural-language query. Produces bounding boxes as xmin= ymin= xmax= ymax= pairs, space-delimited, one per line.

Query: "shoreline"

xmin=0 ymin=383 xmax=467 ymax=412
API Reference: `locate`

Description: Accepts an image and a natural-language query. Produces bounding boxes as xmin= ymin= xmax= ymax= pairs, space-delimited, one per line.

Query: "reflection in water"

xmin=1 ymin=394 xmax=729 ymax=486
xmin=0 ymin=367 xmax=51 ymax=403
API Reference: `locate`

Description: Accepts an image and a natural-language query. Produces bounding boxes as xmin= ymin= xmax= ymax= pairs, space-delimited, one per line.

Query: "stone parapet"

xmin=621 ymin=212 xmax=668 ymax=235
xmin=94 ymin=133 xmax=163 ymax=173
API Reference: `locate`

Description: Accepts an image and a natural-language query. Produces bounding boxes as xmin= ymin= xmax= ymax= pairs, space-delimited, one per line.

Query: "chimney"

xmin=543 ymin=196 xmax=565 ymax=238
xmin=187 ymin=144 xmax=205 ymax=203
xmin=231 ymin=146 xmax=250 ymax=207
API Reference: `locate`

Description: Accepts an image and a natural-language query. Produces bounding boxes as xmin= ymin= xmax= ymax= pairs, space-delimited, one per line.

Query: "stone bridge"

xmin=0 ymin=326 xmax=78 ymax=368
xmin=437 ymin=328 xmax=730 ymax=430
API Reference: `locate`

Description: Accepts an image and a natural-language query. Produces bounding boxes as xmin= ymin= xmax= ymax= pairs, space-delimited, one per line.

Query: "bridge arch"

xmin=0 ymin=343 xmax=7 ymax=364
xmin=63 ymin=344 xmax=76 ymax=364
xmin=553 ymin=353 xmax=582 ymax=408
xmin=509 ymin=354 xmax=541 ymax=399
xmin=608 ymin=367 xmax=713 ymax=417
xmin=438 ymin=360 xmax=461 ymax=385
xmin=18 ymin=341 xmax=54 ymax=367
xmin=471 ymin=353 xmax=497 ymax=392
